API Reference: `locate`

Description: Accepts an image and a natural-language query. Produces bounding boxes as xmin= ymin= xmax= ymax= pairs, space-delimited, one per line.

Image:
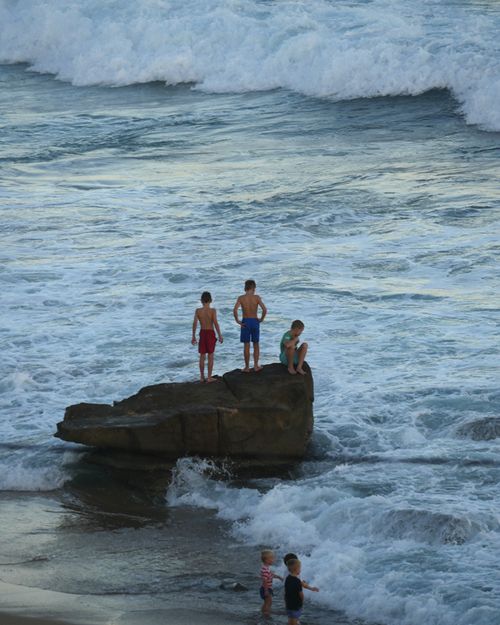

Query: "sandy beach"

xmin=1 ymin=616 xmax=67 ymax=625
xmin=0 ymin=608 xmax=249 ymax=625
xmin=0 ymin=557 xmax=269 ymax=625
xmin=0 ymin=607 xmax=250 ymax=625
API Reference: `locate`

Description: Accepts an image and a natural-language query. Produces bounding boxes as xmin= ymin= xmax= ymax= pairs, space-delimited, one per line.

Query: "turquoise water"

xmin=1 ymin=1 xmax=500 ymax=622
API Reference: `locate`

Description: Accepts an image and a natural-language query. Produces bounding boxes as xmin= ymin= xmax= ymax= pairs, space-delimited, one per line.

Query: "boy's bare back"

xmin=196 ymin=306 xmax=216 ymax=330
xmin=237 ymin=293 xmax=262 ymax=319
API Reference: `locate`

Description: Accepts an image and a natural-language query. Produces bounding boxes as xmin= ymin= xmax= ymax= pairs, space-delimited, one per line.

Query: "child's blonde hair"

xmin=261 ymin=549 xmax=274 ymax=563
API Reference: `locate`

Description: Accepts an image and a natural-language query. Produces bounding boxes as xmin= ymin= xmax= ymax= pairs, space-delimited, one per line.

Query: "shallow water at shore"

xmin=0 ymin=464 xmax=364 ymax=625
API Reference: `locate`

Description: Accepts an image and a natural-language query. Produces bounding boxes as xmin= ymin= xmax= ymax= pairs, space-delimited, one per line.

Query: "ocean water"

xmin=1 ymin=1 xmax=500 ymax=624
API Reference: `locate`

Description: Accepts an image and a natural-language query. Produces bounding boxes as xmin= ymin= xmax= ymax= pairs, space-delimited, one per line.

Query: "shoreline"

xmin=0 ymin=609 xmax=245 ymax=625
xmin=0 ymin=578 xmax=253 ymax=625
xmin=0 ymin=616 xmax=73 ymax=625
xmin=0 ymin=579 xmax=107 ymax=625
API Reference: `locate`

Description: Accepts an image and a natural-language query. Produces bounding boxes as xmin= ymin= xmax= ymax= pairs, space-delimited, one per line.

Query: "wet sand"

xmin=0 ymin=607 xmax=245 ymax=625
xmin=1 ymin=616 xmax=68 ymax=625
xmin=1 ymin=605 xmax=247 ymax=625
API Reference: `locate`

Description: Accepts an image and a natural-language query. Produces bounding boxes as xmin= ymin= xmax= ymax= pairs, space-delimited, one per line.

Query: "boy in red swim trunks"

xmin=192 ymin=291 xmax=223 ymax=383
xmin=233 ymin=279 xmax=267 ymax=372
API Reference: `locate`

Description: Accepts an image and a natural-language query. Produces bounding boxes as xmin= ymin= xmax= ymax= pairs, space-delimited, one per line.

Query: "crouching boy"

xmin=279 ymin=320 xmax=308 ymax=375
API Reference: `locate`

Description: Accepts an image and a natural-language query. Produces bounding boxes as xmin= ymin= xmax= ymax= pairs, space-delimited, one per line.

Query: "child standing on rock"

xmin=233 ymin=279 xmax=267 ymax=372
xmin=192 ymin=291 xmax=223 ymax=383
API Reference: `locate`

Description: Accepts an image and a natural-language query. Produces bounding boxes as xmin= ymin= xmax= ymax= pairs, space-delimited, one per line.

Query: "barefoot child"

xmin=259 ymin=549 xmax=283 ymax=616
xmin=284 ymin=558 xmax=319 ymax=625
xmin=280 ymin=320 xmax=308 ymax=375
xmin=191 ymin=292 xmax=223 ymax=382
xmin=233 ymin=279 xmax=267 ymax=372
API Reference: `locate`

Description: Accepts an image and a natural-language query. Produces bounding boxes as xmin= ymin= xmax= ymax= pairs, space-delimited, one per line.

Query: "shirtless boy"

xmin=192 ymin=291 xmax=223 ymax=383
xmin=233 ymin=279 xmax=267 ymax=372
xmin=280 ymin=320 xmax=308 ymax=375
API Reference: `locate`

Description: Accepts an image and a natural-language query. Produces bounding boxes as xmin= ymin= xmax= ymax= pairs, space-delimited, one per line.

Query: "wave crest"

xmin=1 ymin=0 xmax=499 ymax=130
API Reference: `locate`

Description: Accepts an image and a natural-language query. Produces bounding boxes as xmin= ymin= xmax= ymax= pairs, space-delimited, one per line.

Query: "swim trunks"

xmin=198 ymin=329 xmax=217 ymax=354
xmin=259 ymin=586 xmax=274 ymax=600
xmin=240 ymin=318 xmax=260 ymax=343
xmin=286 ymin=609 xmax=302 ymax=619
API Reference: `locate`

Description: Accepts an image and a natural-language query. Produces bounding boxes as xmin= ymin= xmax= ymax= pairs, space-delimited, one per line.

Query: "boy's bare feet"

xmin=296 ymin=368 xmax=306 ymax=375
xmin=254 ymin=365 xmax=263 ymax=372
xmin=242 ymin=367 xmax=251 ymax=373
xmin=288 ymin=367 xmax=297 ymax=375
xmin=206 ymin=377 xmax=217 ymax=383
xmin=200 ymin=377 xmax=206 ymax=383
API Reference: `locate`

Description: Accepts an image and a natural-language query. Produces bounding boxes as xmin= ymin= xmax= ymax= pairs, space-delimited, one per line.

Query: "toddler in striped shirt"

xmin=260 ymin=549 xmax=283 ymax=615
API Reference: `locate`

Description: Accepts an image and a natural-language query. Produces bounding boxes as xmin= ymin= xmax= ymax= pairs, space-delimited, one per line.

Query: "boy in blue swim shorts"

xmin=233 ymin=279 xmax=267 ymax=372
xmin=280 ymin=320 xmax=308 ymax=375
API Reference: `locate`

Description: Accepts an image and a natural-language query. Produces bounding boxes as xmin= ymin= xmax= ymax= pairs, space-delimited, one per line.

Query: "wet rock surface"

xmin=56 ymin=363 xmax=314 ymax=462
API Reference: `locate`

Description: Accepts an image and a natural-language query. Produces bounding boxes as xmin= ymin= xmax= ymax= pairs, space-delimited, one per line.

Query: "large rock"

xmin=55 ymin=363 xmax=314 ymax=461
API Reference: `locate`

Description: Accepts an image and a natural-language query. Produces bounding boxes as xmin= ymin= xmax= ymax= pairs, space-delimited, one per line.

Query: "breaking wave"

xmin=167 ymin=457 xmax=500 ymax=625
xmin=1 ymin=0 xmax=499 ymax=130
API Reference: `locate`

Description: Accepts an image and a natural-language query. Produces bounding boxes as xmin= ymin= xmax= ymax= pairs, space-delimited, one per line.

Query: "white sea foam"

xmin=0 ymin=450 xmax=76 ymax=491
xmin=167 ymin=457 xmax=500 ymax=625
xmin=0 ymin=371 xmax=38 ymax=394
xmin=0 ymin=0 xmax=499 ymax=130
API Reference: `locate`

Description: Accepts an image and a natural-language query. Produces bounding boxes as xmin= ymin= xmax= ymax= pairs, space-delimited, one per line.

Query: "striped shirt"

xmin=260 ymin=564 xmax=274 ymax=589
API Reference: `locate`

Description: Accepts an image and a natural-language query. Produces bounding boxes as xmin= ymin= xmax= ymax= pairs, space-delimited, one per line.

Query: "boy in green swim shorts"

xmin=280 ymin=320 xmax=308 ymax=375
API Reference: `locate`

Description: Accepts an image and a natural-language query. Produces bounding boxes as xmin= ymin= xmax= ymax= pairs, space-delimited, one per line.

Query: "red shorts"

xmin=198 ymin=329 xmax=217 ymax=354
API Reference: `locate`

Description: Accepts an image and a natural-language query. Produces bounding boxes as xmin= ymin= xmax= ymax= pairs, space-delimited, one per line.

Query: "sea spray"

xmin=167 ymin=457 xmax=250 ymax=515
xmin=0 ymin=449 xmax=78 ymax=491
xmin=1 ymin=0 xmax=499 ymax=130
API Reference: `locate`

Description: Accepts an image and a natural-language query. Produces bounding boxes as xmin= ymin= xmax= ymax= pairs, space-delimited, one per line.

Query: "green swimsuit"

xmin=280 ymin=331 xmax=299 ymax=366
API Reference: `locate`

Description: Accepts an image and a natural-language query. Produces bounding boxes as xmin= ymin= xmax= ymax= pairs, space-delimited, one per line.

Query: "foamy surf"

xmin=0 ymin=448 xmax=77 ymax=492
xmin=167 ymin=457 xmax=500 ymax=625
xmin=0 ymin=0 xmax=499 ymax=130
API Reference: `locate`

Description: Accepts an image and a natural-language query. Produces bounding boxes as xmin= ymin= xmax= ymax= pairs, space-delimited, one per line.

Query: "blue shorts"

xmin=240 ymin=318 xmax=260 ymax=343
xmin=286 ymin=608 xmax=302 ymax=619
xmin=259 ymin=586 xmax=273 ymax=600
